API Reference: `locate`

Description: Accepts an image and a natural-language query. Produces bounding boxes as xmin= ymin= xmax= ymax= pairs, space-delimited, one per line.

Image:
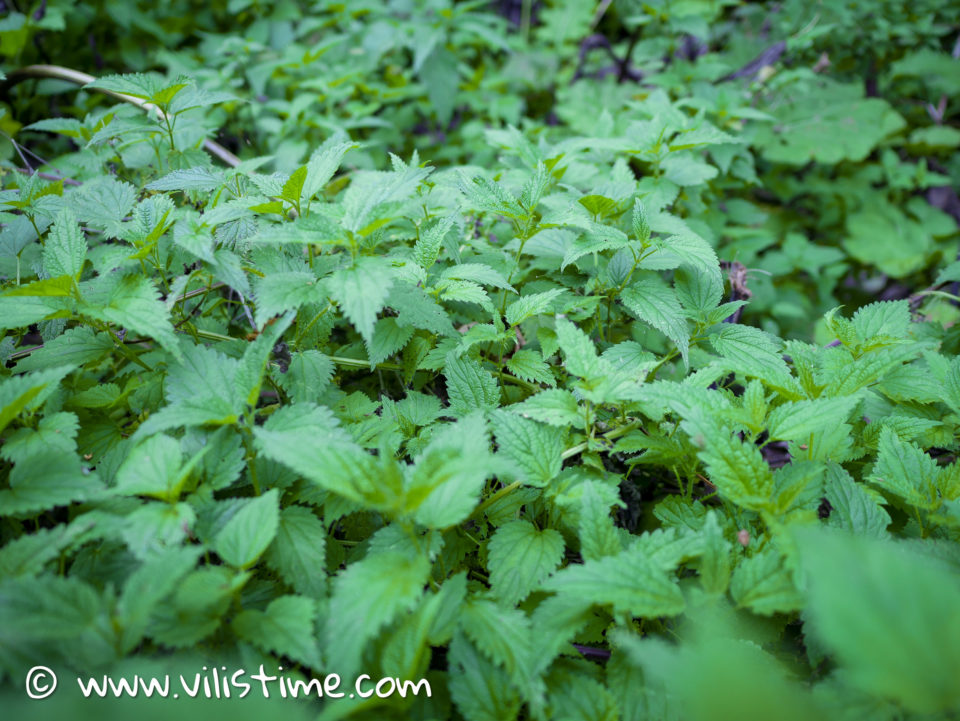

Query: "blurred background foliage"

xmin=1 ymin=0 xmax=958 ymax=342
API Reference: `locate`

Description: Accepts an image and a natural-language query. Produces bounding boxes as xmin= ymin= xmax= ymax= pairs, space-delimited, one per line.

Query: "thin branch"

xmin=235 ymin=290 xmax=258 ymax=332
xmin=6 ymin=343 xmax=43 ymax=361
xmin=617 ymin=27 xmax=642 ymax=82
xmin=167 ymin=281 xmax=225 ymax=304
xmin=4 ymin=64 xmax=241 ymax=168
xmin=573 ymin=644 xmax=612 ymax=660
xmin=8 ymin=165 xmax=82 ymax=186
xmin=6 ymin=134 xmax=33 ymax=171
xmin=590 ymin=0 xmax=613 ymax=30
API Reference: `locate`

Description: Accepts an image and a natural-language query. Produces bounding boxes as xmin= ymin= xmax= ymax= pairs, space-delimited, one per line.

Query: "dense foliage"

xmin=1 ymin=1 xmax=959 ymax=719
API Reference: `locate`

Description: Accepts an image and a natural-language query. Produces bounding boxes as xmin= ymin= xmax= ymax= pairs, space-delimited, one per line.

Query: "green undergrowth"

xmin=0 ymin=2 xmax=959 ymax=720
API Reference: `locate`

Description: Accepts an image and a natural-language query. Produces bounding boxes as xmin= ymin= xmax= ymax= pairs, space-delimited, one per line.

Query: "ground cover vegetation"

xmin=0 ymin=0 xmax=959 ymax=719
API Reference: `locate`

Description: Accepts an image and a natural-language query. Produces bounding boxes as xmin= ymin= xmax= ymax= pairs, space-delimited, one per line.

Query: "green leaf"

xmin=72 ymin=176 xmax=137 ymax=238
xmin=116 ymin=546 xmax=202 ymax=653
xmin=414 ymin=214 xmax=456 ymax=269
xmin=542 ymin=546 xmax=686 ymax=618
xmin=687 ymin=419 xmax=773 ymax=511
xmin=891 ymin=48 xmax=960 ymax=95
xmin=168 ymin=84 xmax=235 ymax=113
xmin=0 ymin=523 xmax=87 ymax=578
xmin=405 ymin=414 xmax=493 ymax=528
xmin=753 ymin=83 xmax=905 ymax=164
xmin=560 ymin=225 xmax=631 ymax=270
xmin=342 ymin=163 xmax=431 ymax=233
xmin=448 ymin=631 xmax=522 ymax=721
xmin=81 ymin=274 xmax=181 ymax=359
xmin=674 ymin=264 xmax=722 ymax=316
xmin=460 ymin=600 xmax=537 ymax=688
xmin=491 ymin=410 xmax=563 ymax=487
xmin=621 ymin=277 xmax=689 ymax=366
xmin=2 ymin=275 xmax=75 ymax=298
xmin=444 ymin=354 xmax=501 ymax=415
xmin=253 ymin=271 xmax=326 ymax=326
xmin=234 ymin=595 xmax=322 ymax=668
xmin=383 ymin=572 xmax=467 ymax=681
xmin=420 ymin=46 xmax=459 ymax=124
xmin=505 ymin=349 xmax=556 ymax=387
xmin=852 ymin=300 xmax=911 ymax=341
xmin=505 ymin=288 xmax=564 ymax=326
xmin=459 ymin=173 xmax=525 ymax=219
xmin=367 ymin=316 xmax=413 ymax=367
xmin=115 ymin=433 xmax=208 ymax=501
xmin=0 ymin=366 xmax=75 ymax=435
xmin=149 ymin=566 xmax=241 ymax=647
xmin=554 ymin=316 xmax=602 ymax=379
xmin=134 ymin=345 xmax=242 ymax=438
xmin=328 ymin=257 xmax=395 ymax=345
xmin=824 ymin=463 xmax=891 ymax=538
xmin=519 ymin=161 xmax=550 ymax=211
xmin=632 ymin=198 xmax=651 ymax=243
xmin=14 ymin=328 xmax=113 ymax=373
xmin=264 ymin=506 xmax=327 ymax=599
xmin=730 ymin=547 xmax=802 ymax=615
xmin=42 ymin=210 xmax=86 ymax=279
xmin=388 ymin=282 xmax=456 ymax=336
xmin=440 ymin=263 xmax=515 ymax=292
xmin=844 ymin=202 xmax=932 ymax=278
xmin=577 ymin=480 xmax=623 ymax=561
xmin=868 ymin=428 xmax=940 ymax=510
xmin=233 ymin=328 xmax=295 ymax=416
xmin=277 ymin=350 xmax=335 ymax=403
xmin=280 ymin=165 xmax=308 ymax=205
xmin=326 ymin=551 xmax=431 ymax=678
xmin=457 ymin=323 xmax=501 ymax=356
xmin=253 ymin=404 xmax=404 ymax=511
xmin=487 ymin=520 xmax=565 ymax=606
xmin=0 ymin=452 xmax=103 ymax=516
xmin=213 ymin=489 xmax=280 ymax=569
xmin=510 ymin=388 xmax=585 ymax=428
xmin=578 ymin=194 xmax=618 ymax=219
xmin=766 ymin=395 xmax=861 ymax=442
xmin=146 ymin=167 xmax=224 ymax=192
xmin=302 ymin=136 xmax=356 ymax=201
xmin=0 ymin=574 xmax=106 ymax=647
xmin=796 ymin=527 xmax=960 ymax=714
xmin=85 ymin=72 xmax=175 ymax=100
xmin=697 ymin=511 xmax=731 ymax=595
xmin=710 ymin=324 xmax=792 ymax=387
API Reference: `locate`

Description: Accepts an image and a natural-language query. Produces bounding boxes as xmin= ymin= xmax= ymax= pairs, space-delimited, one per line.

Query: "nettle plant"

xmin=1 ymin=73 xmax=960 ymax=720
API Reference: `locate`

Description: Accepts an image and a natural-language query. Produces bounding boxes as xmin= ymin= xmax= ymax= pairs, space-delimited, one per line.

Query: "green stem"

xmin=28 ymin=215 xmax=43 ymax=245
xmin=645 ymin=348 xmax=678 ymax=382
xmin=473 ymin=480 xmax=522 ymax=519
xmin=241 ymin=430 xmax=261 ymax=496
xmin=162 ymin=111 xmax=176 ymax=151
xmin=89 ymin=319 xmax=153 ymax=371
xmin=473 ymin=420 xmax=640 ymax=519
xmin=296 ymin=303 xmax=332 ymax=344
xmin=561 ymin=420 xmax=639 ymax=460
